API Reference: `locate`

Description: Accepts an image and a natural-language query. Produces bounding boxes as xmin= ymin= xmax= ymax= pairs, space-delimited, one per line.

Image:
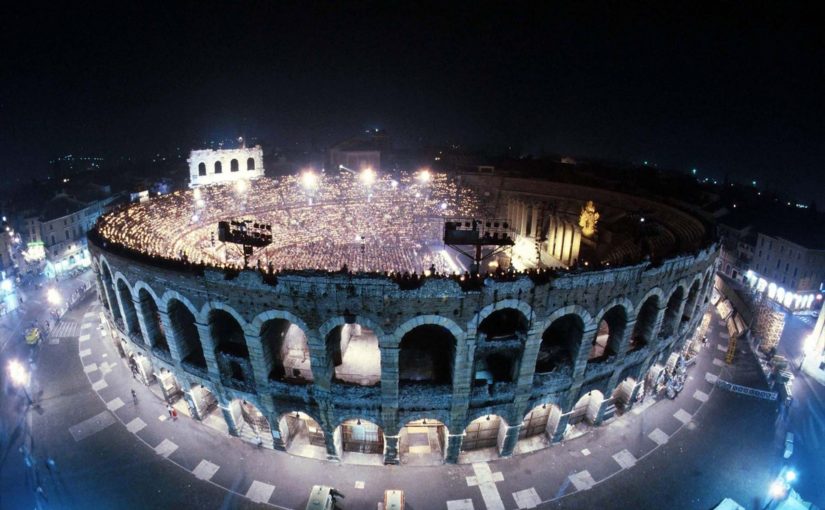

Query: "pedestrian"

xmin=45 ymin=457 xmax=57 ymax=473
xmin=171 ymin=407 xmax=178 ymax=421
xmin=131 ymin=389 xmax=138 ymax=404
xmin=166 ymin=403 xmax=174 ymax=418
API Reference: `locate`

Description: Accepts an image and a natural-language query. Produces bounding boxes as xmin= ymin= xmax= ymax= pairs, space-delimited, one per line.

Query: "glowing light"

xmin=784 ymin=469 xmax=797 ymax=483
xmin=234 ymin=179 xmax=250 ymax=194
xmin=0 ymin=279 xmax=12 ymax=293
xmin=390 ymin=180 xmax=398 ymax=188
xmin=193 ymin=188 xmax=202 ymax=200
xmin=359 ymin=167 xmax=377 ymax=186
xmin=578 ymin=200 xmax=600 ymax=237
xmin=769 ymin=480 xmax=786 ymax=499
xmin=301 ymin=170 xmax=319 ymax=189
xmin=417 ymin=169 xmax=431 ymax=183
xmin=7 ymin=360 xmax=29 ymax=387
xmin=46 ymin=288 xmax=62 ymax=305
xmin=196 ymin=199 xmax=205 ymax=208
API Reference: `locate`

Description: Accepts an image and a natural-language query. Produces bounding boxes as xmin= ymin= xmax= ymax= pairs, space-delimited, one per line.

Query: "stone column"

xmin=134 ymin=298 xmax=155 ymax=349
xmin=498 ymin=424 xmax=522 ymax=457
xmin=593 ymin=398 xmax=610 ymax=426
xmin=220 ymin=400 xmax=239 ymax=436
xmin=449 ymin=339 xmax=475 ymax=437
xmin=572 ymin=325 xmax=599 ymax=381
xmin=551 ymin=413 xmax=571 ymax=443
xmin=194 ymin=321 xmax=221 ymax=379
xmin=307 ymin=331 xmax=331 ymax=392
xmin=383 ymin=434 xmax=400 ymax=465
xmin=615 ymin=319 xmax=636 ymax=359
xmin=624 ymin=382 xmax=643 ymax=412
xmin=182 ymin=389 xmax=201 ymax=420
xmin=243 ymin=333 xmax=271 ymax=390
xmin=268 ymin=412 xmax=286 ymax=451
xmin=531 ymin=205 xmax=540 ymax=238
xmin=156 ymin=309 xmax=185 ymax=362
xmin=445 ymin=433 xmax=465 ymax=463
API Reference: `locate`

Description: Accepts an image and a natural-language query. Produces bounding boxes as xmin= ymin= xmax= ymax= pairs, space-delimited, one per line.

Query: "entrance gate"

xmin=462 ymin=416 xmax=501 ymax=451
xmin=341 ymin=420 xmax=384 ymax=454
xmin=519 ymin=405 xmax=551 ymax=439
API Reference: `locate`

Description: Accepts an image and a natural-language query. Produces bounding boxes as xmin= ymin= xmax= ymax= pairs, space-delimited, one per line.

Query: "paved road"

xmin=2 ymin=293 xmax=818 ymax=509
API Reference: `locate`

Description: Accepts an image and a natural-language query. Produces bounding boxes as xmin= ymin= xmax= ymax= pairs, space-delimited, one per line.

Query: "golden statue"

xmin=579 ymin=200 xmax=599 ymax=237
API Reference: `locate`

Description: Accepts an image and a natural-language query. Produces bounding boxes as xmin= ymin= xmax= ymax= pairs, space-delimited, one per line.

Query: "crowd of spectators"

xmin=95 ymin=171 xmax=484 ymax=274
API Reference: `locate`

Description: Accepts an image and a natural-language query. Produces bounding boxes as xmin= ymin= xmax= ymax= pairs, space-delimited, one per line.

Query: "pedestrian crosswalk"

xmin=51 ymin=320 xmax=79 ymax=339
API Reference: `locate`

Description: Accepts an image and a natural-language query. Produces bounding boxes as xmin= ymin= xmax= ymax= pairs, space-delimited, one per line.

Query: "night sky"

xmin=1 ymin=2 xmax=822 ymax=200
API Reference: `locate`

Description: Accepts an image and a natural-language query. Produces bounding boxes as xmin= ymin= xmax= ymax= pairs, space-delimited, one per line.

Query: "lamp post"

xmin=7 ymin=359 xmax=32 ymax=405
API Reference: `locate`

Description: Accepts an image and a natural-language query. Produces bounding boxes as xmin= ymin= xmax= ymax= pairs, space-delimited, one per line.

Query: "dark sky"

xmin=1 ymin=1 xmax=823 ymax=200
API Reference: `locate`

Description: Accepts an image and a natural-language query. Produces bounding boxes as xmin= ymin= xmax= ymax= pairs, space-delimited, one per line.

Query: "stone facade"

xmin=91 ymin=238 xmax=718 ymax=464
xmin=188 ymin=145 xmax=265 ymax=187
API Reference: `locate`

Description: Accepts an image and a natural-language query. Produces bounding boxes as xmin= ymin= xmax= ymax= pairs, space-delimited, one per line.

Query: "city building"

xmin=48 ymin=154 xmax=104 ymax=180
xmin=327 ymin=131 xmax=389 ymax=172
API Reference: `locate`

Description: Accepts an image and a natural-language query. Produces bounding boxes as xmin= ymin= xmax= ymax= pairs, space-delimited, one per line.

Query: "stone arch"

xmin=659 ymin=284 xmax=686 ymax=339
xmin=460 ymin=413 xmax=508 ymax=453
xmin=393 ymin=315 xmax=465 ymax=347
xmin=335 ymin=417 xmax=385 ymax=457
xmin=398 ymin=410 xmax=453 ymax=431
xmin=589 ymin=299 xmax=632 ymax=360
xmin=134 ymin=282 xmax=169 ymax=353
xmin=249 ymin=309 xmax=312 ymax=338
xmin=98 ymin=257 xmax=121 ymax=321
xmin=254 ymin=312 xmax=314 ymax=383
xmin=214 ymin=160 xmax=222 ymax=174
xmin=569 ymin=389 xmax=605 ymax=425
xmin=113 ymin=273 xmax=140 ymax=337
xmin=246 ymin=157 xmax=255 ymax=170
xmin=230 ymin=158 xmax=239 ymax=172
xmin=631 ymin=290 xmax=661 ymax=350
xmin=198 ymin=162 xmax=206 ymax=176
xmin=535 ymin=310 xmax=588 ymax=374
xmin=322 ymin=314 xmax=383 ymax=386
xmin=396 ymin=321 xmax=459 ymax=386
xmin=205 ymin=305 xmax=252 ymax=387
xmin=277 ymin=410 xmax=327 ymax=458
xmin=469 ymin=299 xmax=534 ymax=337
xmin=165 ymin=296 xmax=206 ymax=370
xmin=518 ymin=401 xmax=562 ymax=442
xmin=199 ymin=301 xmax=248 ymax=330
xmin=683 ymin=275 xmax=703 ymax=321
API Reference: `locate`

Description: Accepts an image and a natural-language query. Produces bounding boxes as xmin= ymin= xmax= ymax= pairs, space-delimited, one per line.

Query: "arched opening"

xmin=127 ymin=351 xmax=155 ymax=384
xmin=631 ymin=295 xmax=659 ymax=350
xmin=100 ymin=262 xmax=121 ymax=322
xmin=399 ymin=325 xmax=456 ymax=385
xmin=167 ymin=299 xmax=206 ymax=370
xmin=137 ymin=288 xmax=170 ymax=354
xmin=326 ymin=321 xmax=381 ymax=386
xmin=230 ymin=159 xmax=239 ymax=172
xmin=260 ymin=318 xmax=313 ymax=383
xmin=460 ymin=415 xmax=506 ymax=454
xmin=278 ymin=411 xmax=326 ymax=460
xmin=611 ymin=376 xmax=638 ymax=415
xmin=683 ymin=280 xmax=701 ymax=322
xmin=156 ymin=368 xmax=184 ymax=407
xmin=569 ymin=390 xmax=604 ymax=427
xmin=214 ymin=161 xmax=222 ymax=174
xmin=115 ymin=279 xmax=140 ymax=338
xmin=474 ymin=351 xmax=519 ymax=385
xmin=535 ymin=314 xmax=583 ymax=374
xmin=246 ymin=157 xmax=255 ymax=170
xmin=336 ymin=419 xmax=384 ymax=464
xmin=198 ymin=162 xmax=206 ymax=176
xmin=478 ymin=308 xmax=528 ymax=340
xmin=589 ymin=306 xmax=627 ymax=361
xmin=190 ymin=383 xmax=220 ymax=425
xmin=660 ymin=287 xmax=685 ymax=339
xmin=228 ymin=399 xmax=273 ymax=447
xmin=399 ymin=419 xmax=448 ymax=465
xmin=517 ymin=403 xmax=562 ymax=454
xmin=209 ymin=310 xmax=251 ymax=386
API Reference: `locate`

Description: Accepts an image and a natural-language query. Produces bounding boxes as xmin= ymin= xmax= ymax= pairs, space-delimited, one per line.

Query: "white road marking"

xmin=713 ymin=358 xmax=725 ymax=367
xmin=717 ymin=344 xmax=727 ymax=352
xmin=79 ymin=334 xmax=91 ymax=342
xmin=694 ymin=390 xmax=709 ymax=402
xmin=612 ymin=449 xmax=637 ymax=469
xmin=648 ymin=428 xmax=669 ymax=445
xmin=192 ymin=460 xmax=219 ymax=480
xmin=92 ymin=379 xmax=108 ymax=391
xmin=154 ymin=438 xmax=178 ymax=458
xmin=447 ymin=500 xmax=474 ymax=510
xmin=674 ymin=409 xmax=692 ymax=424
xmin=83 ymin=363 xmax=99 ymax=373
xmin=69 ymin=411 xmax=116 ymax=442
xmin=106 ymin=398 xmax=124 ymax=412
xmin=705 ymin=372 xmax=718 ymax=383
xmin=79 ymin=348 xmax=92 ymax=357
xmin=581 ymin=448 xmax=591 ymax=456
xmin=245 ymin=480 xmax=275 ymax=504
xmin=568 ymin=470 xmax=596 ymax=491
xmin=354 ymin=481 xmax=365 ymax=489
xmin=467 ymin=462 xmax=505 ymax=510
xmin=513 ymin=487 xmax=542 ymax=509
xmin=126 ymin=417 xmax=146 ymax=433
xmin=80 ymin=323 xmax=92 ymax=330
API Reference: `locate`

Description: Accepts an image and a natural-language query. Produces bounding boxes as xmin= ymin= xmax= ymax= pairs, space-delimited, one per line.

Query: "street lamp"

xmin=359 ymin=167 xmax=376 ymax=187
xmin=46 ymin=288 xmax=62 ymax=305
xmin=301 ymin=169 xmax=319 ymax=190
xmin=7 ymin=359 xmax=32 ymax=404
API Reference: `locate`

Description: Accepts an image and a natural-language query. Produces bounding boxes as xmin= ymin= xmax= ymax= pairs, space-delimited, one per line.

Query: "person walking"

xmin=171 ymin=407 xmax=178 ymax=421
xmin=131 ymin=389 xmax=138 ymax=404
xmin=166 ymin=403 xmax=174 ymax=419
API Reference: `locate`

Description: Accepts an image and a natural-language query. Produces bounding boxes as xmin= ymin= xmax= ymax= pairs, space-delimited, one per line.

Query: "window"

xmin=785 ymin=263 xmax=789 ymax=273
xmin=198 ymin=162 xmax=206 ymax=176
xmin=793 ymin=268 xmax=798 ymax=277
xmin=775 ymin=260 xmax=780 ymax=270
xmin=214 ymin=161 xmax=222 ymax=174
xmin=247 ymin=157 xmax=255 ymax=170
xmin=230 ymin=159 xmax=239 ymax=172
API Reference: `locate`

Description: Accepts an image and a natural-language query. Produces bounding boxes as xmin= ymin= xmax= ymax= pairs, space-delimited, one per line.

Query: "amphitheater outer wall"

xmin=90 ymin=235 xmax=718 ymax=463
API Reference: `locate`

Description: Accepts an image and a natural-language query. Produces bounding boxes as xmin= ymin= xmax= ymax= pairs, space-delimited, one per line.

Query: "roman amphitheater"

xmin=88 ymin=166 xmax=718 ymax=466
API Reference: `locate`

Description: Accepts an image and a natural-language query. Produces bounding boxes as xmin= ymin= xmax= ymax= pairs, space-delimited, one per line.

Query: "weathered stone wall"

xmin=91 ymin=237 xmax=718 ymax=462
